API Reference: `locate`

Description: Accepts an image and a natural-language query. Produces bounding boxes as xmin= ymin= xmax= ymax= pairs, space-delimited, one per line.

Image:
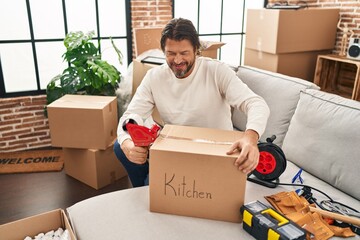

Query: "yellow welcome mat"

xmin=0 ymin=148 xmax=64 ymax=174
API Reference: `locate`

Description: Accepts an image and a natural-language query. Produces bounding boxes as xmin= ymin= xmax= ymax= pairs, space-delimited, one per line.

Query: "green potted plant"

xmin=45 ymin=31 xmax=123 ymax=114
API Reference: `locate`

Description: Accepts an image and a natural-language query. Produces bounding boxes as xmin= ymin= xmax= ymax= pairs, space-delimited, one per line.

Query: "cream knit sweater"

xmin=117 ymin=57 xmax=269 ymax=144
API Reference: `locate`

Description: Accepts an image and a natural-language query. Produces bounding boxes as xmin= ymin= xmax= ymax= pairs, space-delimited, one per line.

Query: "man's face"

xmin=164 ymin=39 xmax=196 ymax=79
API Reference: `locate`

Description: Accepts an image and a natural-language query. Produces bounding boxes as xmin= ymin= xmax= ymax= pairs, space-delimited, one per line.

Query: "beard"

xmin=168 ymin=60 xmax=195 ymax=78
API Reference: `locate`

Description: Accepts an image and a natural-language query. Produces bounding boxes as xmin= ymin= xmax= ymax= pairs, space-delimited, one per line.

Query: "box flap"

xmin=48 ymin=94 xmax=116 ymax=110
xmin=201 ymin=41 xmax=226 ymax=51
xmin=159 ymin=124 xmax=242 ymax=143
xmin=152 ymin=125 xmax=243 ymax=157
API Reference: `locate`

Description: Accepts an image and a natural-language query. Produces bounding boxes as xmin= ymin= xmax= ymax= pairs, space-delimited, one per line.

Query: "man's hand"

xmin=121 ymin=139 xmax=149 ymax=165
xmin=226 ymin=129 xmax=259 ymax=174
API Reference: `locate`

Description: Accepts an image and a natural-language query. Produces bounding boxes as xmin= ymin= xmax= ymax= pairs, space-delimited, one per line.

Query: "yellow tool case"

xmin=240 ymin=201 xmax=306 ymax=240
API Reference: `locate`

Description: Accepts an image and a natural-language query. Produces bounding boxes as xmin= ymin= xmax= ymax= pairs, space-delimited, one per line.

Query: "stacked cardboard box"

xmin=244 ymin=8 xmax=340 ymax=81
xmin=47 ymin=94 xmax=127 ymax=189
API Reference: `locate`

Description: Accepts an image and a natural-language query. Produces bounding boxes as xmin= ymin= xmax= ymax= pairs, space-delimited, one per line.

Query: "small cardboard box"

xmin=134 ymin=27 xmax=225 ymax=59
xmin=134 ymin=27 xmax=162 ymax=57
xmin=0 ymin=209 xmax=76 ymax=240
xmin=245 ymin=8 xmax=340 ymax=54
xmin=47 ymin=94 xmax=118 ymax=150
xmin=244 ymin=48 xmax=331 ymax=81
xmin=149 ymin=124 xmax=247 ymax=223
xmin=200 ymin=41 xmax=225 ymax=59
xmin=63 ymin=144 xmax=127 ymax=190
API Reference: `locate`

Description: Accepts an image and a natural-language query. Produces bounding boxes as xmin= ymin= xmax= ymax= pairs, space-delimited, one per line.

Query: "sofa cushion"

xmin=282 ymin=89 xmax=360 ymax=200
xmin=233 ymin=66 xmax=319 ymax=146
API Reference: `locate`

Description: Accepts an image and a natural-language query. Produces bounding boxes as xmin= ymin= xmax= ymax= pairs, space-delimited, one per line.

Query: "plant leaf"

xmin=87 ymin=59 xmax=120 ymax=86
xmin=111 ymin=37 xmax=123 ymax=65
xmin=64 ymin=31 xmax=95 ymax=51
xmin=45 ymin=30 xmax=123 ymax=112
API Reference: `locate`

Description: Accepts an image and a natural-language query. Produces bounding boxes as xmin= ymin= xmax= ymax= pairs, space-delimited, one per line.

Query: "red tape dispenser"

xmin=122 ymin=118 xmax=160 ymax=147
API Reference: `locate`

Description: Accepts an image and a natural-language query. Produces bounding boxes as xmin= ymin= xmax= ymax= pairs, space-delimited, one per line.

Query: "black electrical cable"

xmin=247 ymin=178 xmax=360 ymax=223
xmin=275 ymin=182 xmax=334 ymax=203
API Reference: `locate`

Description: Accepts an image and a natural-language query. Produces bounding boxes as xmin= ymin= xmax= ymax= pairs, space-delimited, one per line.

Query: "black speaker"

xmin=347 ymin=38 xmax=360 ymax=60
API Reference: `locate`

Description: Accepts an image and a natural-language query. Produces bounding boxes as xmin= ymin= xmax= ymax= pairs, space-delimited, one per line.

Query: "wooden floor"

xmin=0 ymin=169 xmax=131 ymax=225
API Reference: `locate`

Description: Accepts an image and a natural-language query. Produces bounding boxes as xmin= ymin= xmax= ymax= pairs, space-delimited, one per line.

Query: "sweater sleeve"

xmin=240 ymin=96 xmax=270 ymax=138
xmin=116 ymin=70 xmax=157 ymax=145
xmin=218 ymin=63 xmax=270 ymax=138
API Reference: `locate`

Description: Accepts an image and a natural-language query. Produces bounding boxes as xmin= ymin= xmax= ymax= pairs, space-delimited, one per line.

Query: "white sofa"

xmin=66 ymin=65 xmax=360 ymax=240
xmin=234 ymin=66 xmax=360 ymax=202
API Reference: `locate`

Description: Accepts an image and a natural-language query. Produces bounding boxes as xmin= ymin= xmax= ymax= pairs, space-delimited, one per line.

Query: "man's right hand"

xmin=121 ymin=139 xmax=149 ymax=165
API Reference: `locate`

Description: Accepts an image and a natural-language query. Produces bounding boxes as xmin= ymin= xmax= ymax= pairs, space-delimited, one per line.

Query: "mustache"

xmin=172 ymin=62 xmax=186 ymax=66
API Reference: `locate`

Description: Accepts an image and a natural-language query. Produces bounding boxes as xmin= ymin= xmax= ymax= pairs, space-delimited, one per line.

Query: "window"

xmin=174 ymin=0 xmax=265 ymax=67
xmin=0 ymin=0 xmax=131 ymax=98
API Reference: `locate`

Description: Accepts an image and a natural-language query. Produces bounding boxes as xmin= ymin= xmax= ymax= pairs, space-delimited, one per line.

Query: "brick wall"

xmin=1 ymin=0 xmax=358 ymax=153
xmin=131 ymin=0 xmax=172 ymax=28
xmin=0 ymin=95 xmax=50 ymax=153
xmin=130 ymin=0 xmax=173 ymax=58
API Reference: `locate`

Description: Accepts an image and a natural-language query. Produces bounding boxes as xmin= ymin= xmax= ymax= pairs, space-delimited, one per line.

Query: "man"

xmin=114 ymin=18 xmax=269 ymax=187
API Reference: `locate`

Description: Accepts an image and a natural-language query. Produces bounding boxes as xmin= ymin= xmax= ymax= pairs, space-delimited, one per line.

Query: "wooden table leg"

xmin=352 ymin=65 xmax=360 ymax=100
xmin=314 ymin=56 xmax=323 ymax=86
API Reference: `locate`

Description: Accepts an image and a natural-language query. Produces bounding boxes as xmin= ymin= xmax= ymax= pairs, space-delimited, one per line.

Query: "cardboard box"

xmin=200 ymin=41 xmax=225 ymax=59
xmin=245 ymin=8 xmax=340 ymax=54
xmin=244 ymin=48 xmax=331 ymax=81
xmin=149 ymin=125 xmax=247 ymax=223
xmin=0 ymin=209 xmax=76 ymax=240
xmin=47 ymin=94 xmax=118 ymax=150
xmin=63 ymin=144 xmax=127 ymax=190
xmin=134 ymin=26 xmax=225 ymax=59
xmin=134 ymin=27 xmax=162 ymax=57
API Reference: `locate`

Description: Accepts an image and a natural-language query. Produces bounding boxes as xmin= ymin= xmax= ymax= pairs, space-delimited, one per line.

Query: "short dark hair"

xmin=160 ymin=18 xmax=200 ymax=53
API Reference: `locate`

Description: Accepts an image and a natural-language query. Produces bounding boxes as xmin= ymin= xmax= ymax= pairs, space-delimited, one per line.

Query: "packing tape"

xmin=158 ymin=133 xmax=233 ymax=145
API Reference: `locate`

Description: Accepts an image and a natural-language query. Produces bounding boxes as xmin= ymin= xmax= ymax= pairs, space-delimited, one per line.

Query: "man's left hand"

xmin=226 ymin=129 xmax=259 ymax=174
